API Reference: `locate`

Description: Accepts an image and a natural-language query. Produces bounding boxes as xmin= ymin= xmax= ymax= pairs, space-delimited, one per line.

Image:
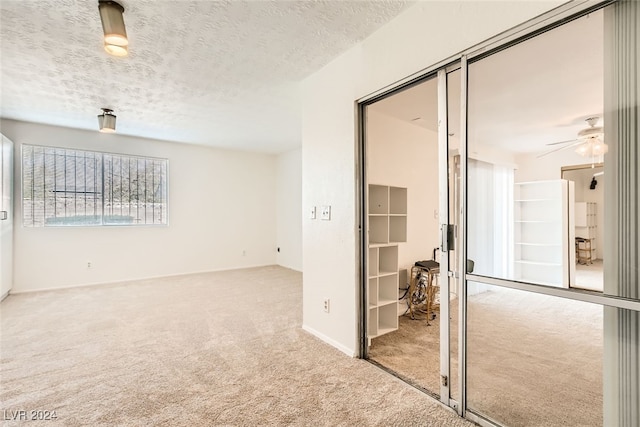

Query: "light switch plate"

xmin=310 ymin=206 xmax=316 ymax=219
xmin=321 ymin=205 xmax=331 ymax=220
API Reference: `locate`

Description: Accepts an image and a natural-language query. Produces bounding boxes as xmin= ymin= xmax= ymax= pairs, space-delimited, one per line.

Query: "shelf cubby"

xmin=389 ymin=216 xmax=407 ymax=242
xmin=368 ymin=308 xmax=379 ymax=338
xmin=369 ymin=216 xmax=389 ymax=244
xmin=378 ymin=245 xmax=398 ymax=276
xmin=368 ymin=247 xmax=378 ymax=278
xmin=369 ymin=185 xmax=389 ymax=215
xmin=389 ymin=187 xmax=407 ymax=215
xmin=378 ymin=274 xmax=398 ymax=305
xmin=378 ymin=303 xmax=399 ymax=335
xmin=369 ymin=278 xmax=378 ymax=307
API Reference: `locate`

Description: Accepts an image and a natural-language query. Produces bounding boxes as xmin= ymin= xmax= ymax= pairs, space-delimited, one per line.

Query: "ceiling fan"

xmin=538 ymin=117 xmax=607 ymax=161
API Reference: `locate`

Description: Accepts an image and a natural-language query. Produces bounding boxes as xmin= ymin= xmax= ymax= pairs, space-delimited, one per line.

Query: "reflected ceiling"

xmin=370 ymin=9 xmax=604 ymax=155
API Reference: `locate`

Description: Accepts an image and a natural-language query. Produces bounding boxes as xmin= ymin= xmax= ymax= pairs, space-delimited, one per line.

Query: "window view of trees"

xmin=22 ymin=145 xmax=168 ymax=227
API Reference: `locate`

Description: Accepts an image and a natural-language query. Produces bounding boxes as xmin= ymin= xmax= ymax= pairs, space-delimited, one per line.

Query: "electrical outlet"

xmin=87 ymin=261 xmax=92 ymax=269
xmin=320 ymin=205 xmax=331 ymax=220
xmin=310 ymin=206 xmax=316 ymax=219
xmin=323 ymin=298 xmax=330 ymax=313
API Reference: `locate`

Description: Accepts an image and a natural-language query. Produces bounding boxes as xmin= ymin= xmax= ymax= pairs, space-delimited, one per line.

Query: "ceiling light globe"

xmin=575 ymin=145 xmax=589 ymax=156
xmin=104 ymin=43 xmax=128 ymax=57
xmin=104 ymin=34 xmax=128 ymax=46
xmin=592 ymin=140 xmax=609 ymax=155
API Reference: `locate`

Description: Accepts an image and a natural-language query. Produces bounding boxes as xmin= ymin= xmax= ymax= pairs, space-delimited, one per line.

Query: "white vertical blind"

xmin=467 ymin=159 xmax=514 ymax=281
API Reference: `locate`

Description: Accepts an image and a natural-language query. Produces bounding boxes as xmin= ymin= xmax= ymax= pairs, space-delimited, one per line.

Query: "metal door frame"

xmin=357 ymin=64 xmax=461 ymax=408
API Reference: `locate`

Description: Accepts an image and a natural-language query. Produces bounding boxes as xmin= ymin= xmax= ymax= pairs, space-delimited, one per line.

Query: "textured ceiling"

xmin=370 ymin=9 xmax=604 ymax=155
xmin=0 ymin=0 xmax=411 ymax=153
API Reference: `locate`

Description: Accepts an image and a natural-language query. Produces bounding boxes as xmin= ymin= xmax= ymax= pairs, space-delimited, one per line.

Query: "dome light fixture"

xmin=98 ymin=108 xmax=117 ymax=133
xmin=98 ymin=0 xmax=128 ymax=56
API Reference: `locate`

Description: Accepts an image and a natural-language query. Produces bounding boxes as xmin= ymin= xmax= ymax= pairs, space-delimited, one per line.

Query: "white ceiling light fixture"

xmin=98 ymin=0 xmax=128 ymax=57
xmin=98 ymin=108 xmax=117 ymax=133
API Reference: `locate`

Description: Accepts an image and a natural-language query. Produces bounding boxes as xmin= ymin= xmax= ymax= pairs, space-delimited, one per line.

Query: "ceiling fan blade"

xmin=537 ymin=140 xmax=585 ymax=158
xmin=546 ymin=138 xmax=578 ymax=146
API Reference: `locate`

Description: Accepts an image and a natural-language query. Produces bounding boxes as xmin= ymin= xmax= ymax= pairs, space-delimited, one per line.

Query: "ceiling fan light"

xmin=99 ymin=1 xmax=128 ymax=50
xmin=575 ymin=144 xmax=589 ymax=156
xmin=104 ymin=43 xmax=128 ymax=57
xmin=595 ymin=141 xmax=609 ymax=155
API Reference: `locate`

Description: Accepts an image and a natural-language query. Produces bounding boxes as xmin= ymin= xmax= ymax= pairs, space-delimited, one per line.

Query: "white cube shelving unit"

xmin=367 ymin=185 xmax=407 ymax=341
xmin=575 ymin=202 xmax=597 ymax=261
xmin=514 ymin=179 xmax=575 ymax=288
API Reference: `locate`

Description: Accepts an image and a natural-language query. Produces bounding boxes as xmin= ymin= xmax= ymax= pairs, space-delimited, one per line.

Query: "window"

xmin=22 ymin=145 xmax=168 ymax=227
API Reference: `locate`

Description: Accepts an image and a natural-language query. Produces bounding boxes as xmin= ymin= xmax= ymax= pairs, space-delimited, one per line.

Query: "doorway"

xmin=562 ymin=164 xmax=604 ymax=292
xmin=1 ymin=134 xmax=13 ymax=300
xmin=361 ymin=66 xmax=461 ymax=406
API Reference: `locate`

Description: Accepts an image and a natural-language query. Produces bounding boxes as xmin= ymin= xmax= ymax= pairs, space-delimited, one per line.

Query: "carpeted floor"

xmin=573 ymin=259 xmax=604 ymax=292
xmin=369 ymin=287 xmax=603 ymax=427
xmin=0 ymin=266 xmax=473 ymax=427
xmin=368 ymin=304 xmax=456 ymax=399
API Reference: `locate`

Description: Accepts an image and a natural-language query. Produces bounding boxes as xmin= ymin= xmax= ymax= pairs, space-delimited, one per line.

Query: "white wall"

xmin=515 ymin=149 xmax=591 ymax=182
xmin=2 ymin=119 xmax=278 ymax=292
xmin=301 ymin=0 xmax=565 ymax=356
xmin=276 ymin=148 xmax=302 ymax=271
xmin=367 ymin=110 xmax=439 ymax=274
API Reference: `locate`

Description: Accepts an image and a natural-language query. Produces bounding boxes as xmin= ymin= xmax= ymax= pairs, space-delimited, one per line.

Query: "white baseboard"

xmin=9 ymin=263 xmax=278 ymax=294
xmin=302 ymin=324 xmax=356 ymax=357
xmin=1 ymin=290 xmax=9 ymax=302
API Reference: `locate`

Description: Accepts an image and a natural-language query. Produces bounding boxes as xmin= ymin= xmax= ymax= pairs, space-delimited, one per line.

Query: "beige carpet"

xmin=573 ymin=260 xmax=604 ymax=292
xmin=369 ymin=305 xmax=457 ymax=399
xmin=0 ymin=266 xmax=473 ymax=427
xmin=369 ymin=288 xmax=603 ymax=427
